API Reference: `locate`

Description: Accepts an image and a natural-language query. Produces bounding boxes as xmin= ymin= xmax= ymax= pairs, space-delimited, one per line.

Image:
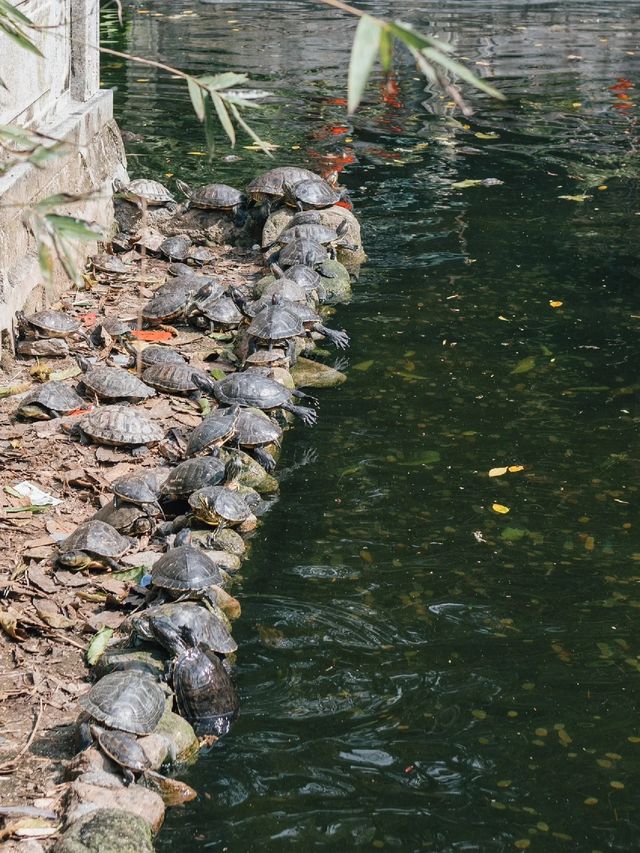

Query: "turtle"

xmin=214 ymin=372 xmax=317 ymax=425
xmin=243 ymin=349 xmax=291 ymax=371
xmin=186 ymin=246 xmax=217 ymax=266
xmin=15 ymin=338 xmax=70 ymax=358
xmin=91 ymin=253 xmax=129 ymax=275
xmin=160 ymin=457 xmax=226 ymax=501
xmin=113 ymin=178 xmax=176 ymax=210
xmin=260 ymin=277 xmax=311 ymax=305
xmin=95 ymin=317 xmax=134 ymax=341
xmin=159 ymin=234 xmax=192 ymax=262
xmin=278 ymin=263 xmax=326 ymax=297
xmin=273 ymin=219 xmax=354 ymax=258
xmin=231 ymin=407 xmax=282 ymax=472
xmin=92 ymin=499 xmax=158 ymax=537
xmin=246 ymin=296 xmax=304 ymax=362
xmin=131 ymin=602 xmax=237 ymax=656
xmin=277 ymin=237 xmax=334 ymax=276
xmin=77 ymin=362 xmax=156 ymax=403
xmin=79 ymin=670 xmax=165 ymax=734
xmin=175 ymin=179 xmax=247 ymax=225
xmin=167 ymin=261 xmax=195 ymax=277
xmin=142 ymin=363 xmax=217 ymax=397
xmin=185 ymin=406 xmax=240 ymax=457
xmin=92 ymin=726 xmax=152 ymax=786
xmin=16 ymin=382 xmax=85 ymax=420
xmin=164 ymin=625 xmax=239 ymax=736
xmin=124 ymin=341 xmax=187 ymax=370
xmin=16 ymin=310 xmax=89 ymax=342
xmin=275 ymin=298 xmax=350 ymax=349
xmin=142 ymin=287 xmax=194 ymax=326
xmin=112 ymin=470 xmax=165 ymax=508
xmin=57 ymin=519 xmax=131 ymax=571
xmin=188 ymin=457 xmax=257 ymax=532
xmin=246 ymin=166 xmax=321 ymax=209
xmin=282 ymin=178 xmax=347 ymax=211
xmin=191 ymin=296 xmax=244 ymax=332
xmin=78 ymin=406 xmax=164 ymax=447
xmin=149 ymin=544 xmax=226 ymax=600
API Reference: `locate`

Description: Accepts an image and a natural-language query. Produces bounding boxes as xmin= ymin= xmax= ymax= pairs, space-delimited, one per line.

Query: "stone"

xmin=219 ymin=448 xmax=279 ymax=495
xmin=291 ymin=356 xmax=347 ymax=388
xmin=151 ymin=708 xmax=199 ymax=766
xmin=318 ymin=259 xmax=353 ymax=303
xmin=54 ymin=808 xmax=154 ymax=853
xmin=63 ymin=777 xmax=165 ymax=834
xmin=113 ymin=201 xmax=251 ymax=248
xmin=0 ymin=842 xmax=46 ymax=853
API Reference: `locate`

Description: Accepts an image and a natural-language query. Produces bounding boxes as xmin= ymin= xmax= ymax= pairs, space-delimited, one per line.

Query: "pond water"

xmin=102 ymin=2 xmax=640 ymax=849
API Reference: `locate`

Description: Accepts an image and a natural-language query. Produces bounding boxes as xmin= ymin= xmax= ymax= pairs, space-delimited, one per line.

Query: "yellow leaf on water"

xmin=549 ymin=300 xmax=563 ymax=308
xmin=475 ymin=132 xmax=500 ymax=139
xmin=489 ymin=467 xmax=508 ymax=478
xmin=187 ymin=151 xmax=207 ymax=156
xmin=492 ymin=503 xmax=510 ymax=514
xmin=584 ymin=796 xmax=598 ymax=805
xmin=610 ymin=781 xmax=625 ymax=790
xmin=558 ymin=194 xmax=591 ymax=202
xmin=508 ymin=465 xmax=525 ymax=473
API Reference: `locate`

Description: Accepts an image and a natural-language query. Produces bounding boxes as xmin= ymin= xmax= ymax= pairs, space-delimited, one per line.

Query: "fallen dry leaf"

xmin=130 ymin=329 xmax=174 ymax=342
xmin=488 ymin=467 xmax=508 ymax=478
xmin=549 ymin=300 xmax=563 ymax=308
xmin=492 ymin=503 xmax=510 ymax=514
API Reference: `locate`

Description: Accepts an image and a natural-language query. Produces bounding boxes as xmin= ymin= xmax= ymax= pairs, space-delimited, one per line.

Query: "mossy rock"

xmin=153 ymin=707 xmax=199 ymax=765
xmin=318 ymin=259 xmax=352 ymax=303
xmin=54 ymin=808 xmax=153 ymax=853
xmin=291 ymin=356 xmax=347 ymax=388
xmin=219 ymin=448 xmax=279 ymax=495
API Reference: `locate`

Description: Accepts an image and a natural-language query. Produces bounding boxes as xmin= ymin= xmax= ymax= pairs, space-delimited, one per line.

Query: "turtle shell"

xmin=17 ymin=381 xmax=85 ymax=419
xmin=283 ymin=264 xmax=322 ymax=290
xmin=172 ymin=645 xmax=239 ymax=735
xmin=112 ymin=470 xmax=164 ymax=505
xmin=91 ymin=253 xmax=129 ymax=274
xmin=277 ymin=222 xmax=339 ymax=246
xmin=159 ymin=234 xmax=192 ymax=261
xmin=189 ymin=485 xmax=252 ymax=525
xmin=80 ymin=366 xmax=156 ymax=402
xmin=278 ymin=237 xmax=328 ymax=269
xmin=160 ymin=457 xmax=225 ymax=499
xmin=261 ymin=278 xmax=309 ymax=304
xmin=119 ymin=179 xmax=175 ymax=206
xmin=151 ymin=545 xmax=225 ymax=593
xmin=186 ymin=407 xmax=240 ymax=457
xmin=214 ymin=372 xmax=290 ymax=410
xmin=197 ymin=296 xmax=243 ymax=327
xmin=79 ymin=670 xmax=165 ymax=734
xmin=247 ymin=166 xmax=320 ymax=201
xmin=97 ymin=730 xmax=151 ymax=772
xmin=59 ymin=520 xmax=130 ymax=559
xmin=132 ymin=601 xmax=237 ymax=655
xmin=187 ymin=246 xmax=216 ymax=265
xmin=284 ymin=178 xmax=340 ymax=209
xmin=179 ymin=181 xmax=244 ymax=210
xmin=234 ymin=407 xmax=282 ymax=448
xmin=142 ymin=363 xmax=214 ymax=395
xmin=142 ymin=289 xmax=190 ymax=325
xmin=247 ymin=303 xmax=303 ymax=342
xmin=80 ymin=406 xmax=164 ymax=446
xmin=22 ymin=310 xmax=81 ymax=338
xmin=92 ymin=500 xmax=154 ymax=537
xmin=243 ymin=349 xmax=289 ymax=368
xmin=138 ymin=345 xmax=187 ymax=368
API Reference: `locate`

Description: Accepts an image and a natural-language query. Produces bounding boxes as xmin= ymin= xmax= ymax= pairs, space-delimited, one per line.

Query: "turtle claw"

xmin=316 ymin=325 xmax=349 ymax=349
xmin=284 ymin=403 xmax=317 ymax=426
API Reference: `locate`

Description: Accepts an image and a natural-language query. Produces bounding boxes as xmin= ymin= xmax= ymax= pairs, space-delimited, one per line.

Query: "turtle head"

xmin=112 ymin=178 xmax=126 ymax=194
xmin=223 ymin=455 xmax=244 ymax=485
xmin=57 ymin=550 xmax=92 ymax=570
xmin=336 ymin=220 xmax=349 ymax=237
xmin=175 ymin=179 xmax=192 ymax=198
xmin=173 ymin=528 xmax=192 ymax=548
xmin=270 ymin=263 xmax=285 ymax=280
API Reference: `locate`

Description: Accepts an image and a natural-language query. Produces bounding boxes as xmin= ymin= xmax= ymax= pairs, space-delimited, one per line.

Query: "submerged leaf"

xmin=511 ymin=356 xmax=536 ymax=375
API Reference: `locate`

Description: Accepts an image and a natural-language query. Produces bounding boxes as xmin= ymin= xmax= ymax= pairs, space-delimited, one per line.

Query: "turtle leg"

xmin=318 ymin=262 xmax=337 ymax=279
xmin=286 ymin=337 xmax=297 ymax=366
xmin=251 ymin=446 xmax=277 ymax=473
xmin=313 ymin=323 xmax=350 ymax=349
xmin=122 ymin=768 xmax=136 ymax=787
xmin=281 ymin=402 xmax=317 ymax=426
xmin=103 ymin=555 xmax=123 ymax=572
xmin=292 ymin=388 xmax=320 ymax=406
xmin=233 ymin=205 xmax=248 ymax=228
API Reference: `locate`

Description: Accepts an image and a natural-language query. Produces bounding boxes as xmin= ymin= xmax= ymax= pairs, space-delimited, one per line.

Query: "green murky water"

xmin=103 ymin=2 xmax=640 ymax=848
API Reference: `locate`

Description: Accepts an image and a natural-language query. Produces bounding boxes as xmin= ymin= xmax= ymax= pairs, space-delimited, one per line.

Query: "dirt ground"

xmin=0 ymin=243 xmax=261 ymax=847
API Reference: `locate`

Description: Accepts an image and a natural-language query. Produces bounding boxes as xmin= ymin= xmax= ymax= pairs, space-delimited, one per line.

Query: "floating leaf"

xmin=500 ymin=527 xmax=527 ymax=542
xmin=451 ymin=179 xmax=483 ymax=189
xmin=353 ymin=359 xmax=374 ymax=371
xmin=558 ymin=194 xmax=591 ymax=202
xmin=348 ymin=15 xmax=381 ymax=114
xmin=508 ymin=465 xmax=524 ymax=473
xmin=549 ymin=300 xmax=563 ymax=308
xmin=488 ymin=467 xmax=508 ymax=477
xmin=474 ymin=132 xmax=500 ymax=139
xmin=492 ymin=503 xmax=510 ymax=514
xmin=511 ymin=356 xmax=536 ymax=375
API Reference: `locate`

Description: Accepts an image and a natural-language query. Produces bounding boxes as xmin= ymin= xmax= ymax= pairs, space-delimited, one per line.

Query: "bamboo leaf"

xmin=44 ymin=214 xmax=103 ymax=240
xmin=227 ymin=101 xmax=273 ymax=158
xmin=348 ymin=15 xmax=381 ymax=114
xmin=0 ymin=0 xmax=43 ymax=57
xmin=202 ymin=94 xmax=217 ymax=160
xmin=421 ymin=46 xmax=505 ymax=100
xmin=187 ymin=76 xmax=205 ymax=121
xmin=199 ymin=71 xmax=248 ymax=91
xmin=210 ymin=91 xmax=236 ymax=146
xmin=379 ymin=27 xmax=394 ymax=73
xmin=388 ymin=20 xmax=454 ymax=54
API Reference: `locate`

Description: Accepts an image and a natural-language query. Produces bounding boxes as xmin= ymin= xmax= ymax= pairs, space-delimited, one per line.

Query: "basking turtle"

xmin=159 ymin=234 xmax=192 ymax=262
xmin=161 ymin=625 xmax=239 ymax=736
xmin=92 ymin=727 xmax=152 ymax=786
xmin=282 ymin=178 xmax=347 ymax=210
xmin=185 ymin=406 xmax=240 ymax=457
xmin=231 ymin=407 xmax=282 ymax=472
xmin=77 ymin=361 xmax=156 ymax=403
xmin=149 ymin=544 xmax=226 ymax=600
xmin=78 ymin=406 xmax=164 ymax=447
xmin=214 ymin=372 xmax=317 ymax=425
xmin=91 ymin=253 xmax=129 ymax=275
xmin=113 ymin=178 xmax=176 ymax=210
xmin=276 ymin=298 xmax=350 ymax=350
xmin=112 ymin=470 xmax=165 ymax=508
xmin=186 ymin=245 xmax=217 ymax=266
xmin=246 ymin=166 xmax=321 ymax=208
xmin=188 ymin=458 xmax=257 ymax=533
xmin=131 ymin=602 xmax=237 ymax=656
xmin=16 ymin=310 xmax=89 ymax=342
xmin=191 ymin=296 xmax=244 ymax=332
xmin=176 ymin=180 xmax=247 ymax=225
xmin=260 ymin=277 xmax=310 ymax=305
xmin=142 ymin=287 xmax=194 ymax=327
xmin=277 ymin=237 xmax=334 ymax=276
xmin=160 ymin=457 xmax=225 ymax=501
xmin=124 ymin=341 xmax=187 ymax=370
xmin=278 ymin=263 xmax=326 ymax=297
xmin=79 ymin=670 xmax=165 ymax=734
xmin=142 ymin=363 xmax=216 ymax=397
xmin=243 ymin=349 xmax=291 ymax=371
xmin=246 ymin=296 xmax=303 ymax=362
xmin=57 ymin=520 xmax=130 ymax=571
xmin=15 ymin=338 xmax=70 ymax=358
xmin=274 ymin=219 xmax=354 ymax=258
xmin=92 ymin=499 xmax=157 ymax=537
xmin=16 ymin=382 xmax=85 ymax=420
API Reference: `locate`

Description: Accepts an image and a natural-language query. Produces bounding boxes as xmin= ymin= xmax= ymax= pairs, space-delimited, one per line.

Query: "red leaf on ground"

xmin=130 ymin=330 xmax=173 ymax=342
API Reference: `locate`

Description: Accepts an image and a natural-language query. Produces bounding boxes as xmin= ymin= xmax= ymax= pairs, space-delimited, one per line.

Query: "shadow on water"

xmin=103 ymin=1 xmax=640 ymax=848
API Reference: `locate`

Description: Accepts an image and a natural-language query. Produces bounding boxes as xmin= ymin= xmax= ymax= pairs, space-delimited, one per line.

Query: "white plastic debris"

xmin=12 ymin=481 xmax=62 ymax=507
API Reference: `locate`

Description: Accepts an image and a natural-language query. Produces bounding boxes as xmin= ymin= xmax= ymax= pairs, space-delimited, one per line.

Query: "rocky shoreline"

xmin=0 ymin=170 xmax=363 ymax=851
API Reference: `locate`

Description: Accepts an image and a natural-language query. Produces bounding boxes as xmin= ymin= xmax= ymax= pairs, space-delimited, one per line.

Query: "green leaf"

xmin=421 ymin=46 xmax=505 ymax=100
xmin=210 ymin=91 xmax=236 ymax=146
xmin=511 ymin=356 xmax=536 ymax=375
xmin=85 ymin=627 xmax=113 ymax=666
xmin=199 ymin=71 xmax=248 ymax=91
xmin=348 ymin=15 xmax=381 ymax=114
xmin=202 ymin=94 xmax=217 ymax=160
xmin=0 ymin=0 xmax=44 ymax=57
xmin=227 ymin=101 xmax=273 ymax=158
xmin=388 ymin=20 xmax=454 ymax=54
xmin=44 ymin=214 xmax=103 ymax=240
xmin=187 ymin=76 xmax=205 ymax=121
xmin=379 ymin=27 xmax=394 ymax=73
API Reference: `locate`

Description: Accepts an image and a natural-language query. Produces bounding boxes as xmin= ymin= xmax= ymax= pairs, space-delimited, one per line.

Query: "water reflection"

xmin=102 ymin=0 xmax=640 ymax=849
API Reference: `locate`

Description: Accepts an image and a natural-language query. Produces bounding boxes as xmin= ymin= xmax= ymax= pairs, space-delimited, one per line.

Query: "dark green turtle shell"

xmin=186 ymin=407 xmax=240 ymax=457
xmin=97 ymin=729 xmax=152 ymax=772
xmin=188 ymin=484 xmax=252 ymax=525
xmin=59 ymin=520 xmax=130 ymax=559
xmin=150 ymin=546 xmax=225 ymax=593
xmin=17 ymin=381 xmax=84 ymax=418
xmin=160 ymin=457 xmax=225 ymax=499
xmin=79 ymin=670 xmax=165 ymax=734
xmin=132 ymin=601 xmax=237 ymax=655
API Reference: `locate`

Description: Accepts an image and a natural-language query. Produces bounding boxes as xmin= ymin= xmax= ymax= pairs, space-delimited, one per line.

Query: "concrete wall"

xmin=0 ymin=0 xmax=126 ymax=338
